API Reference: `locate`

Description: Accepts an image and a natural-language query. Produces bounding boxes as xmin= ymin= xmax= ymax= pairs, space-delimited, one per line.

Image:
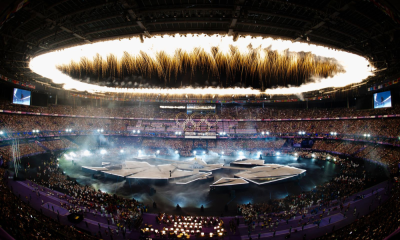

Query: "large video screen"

xmin=373 ymin=91 xmax=392 ymax=109
xmin=13 ymin=88 xmax=31 ymax=106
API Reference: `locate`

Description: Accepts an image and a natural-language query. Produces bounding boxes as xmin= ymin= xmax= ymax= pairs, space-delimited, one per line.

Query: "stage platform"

xmin=230 ymin=158 xmax=265 ymax=167
xmin=81 ymin=157 xmax=306 ymax=187
xmin=210 ymin=178 xmax=249 ymax=191
xmin=234 ymin=165 xmax=306 ymax=185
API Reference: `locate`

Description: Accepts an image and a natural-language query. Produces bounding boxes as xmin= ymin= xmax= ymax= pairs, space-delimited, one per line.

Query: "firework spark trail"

xmin=29 ymin=34 xmax=373 ymax=96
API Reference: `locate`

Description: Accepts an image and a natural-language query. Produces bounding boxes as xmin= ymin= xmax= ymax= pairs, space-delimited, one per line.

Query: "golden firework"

xmin=29 ymin=34 xmax=373 ymax=95
xmin=57 ymin=46 xmax=342 ymax=87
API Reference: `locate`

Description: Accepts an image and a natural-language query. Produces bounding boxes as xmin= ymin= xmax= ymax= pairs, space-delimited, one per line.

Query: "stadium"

xmin=0 ymin=0 xmax=400 ymax=239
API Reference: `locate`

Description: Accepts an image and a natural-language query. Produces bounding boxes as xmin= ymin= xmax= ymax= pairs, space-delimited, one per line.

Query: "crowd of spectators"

xmin=0 ymin=168 xmax=96 ymax=240
xmin=40 ymin=139 xmax=78 ymax=151
xmin=0 ymin=139 xmax=79 ymax=167
xmin=2 ymin=100 xmax=400 ymax=120
xmin=317 ymin=178 xmax=400 ymax=240
xmin=237 ymin=157 xmax=367 ymax=234
xmin=0 ymin=142 xmax=45 ymax=165
xmin=34 ymin=160 xmax=146 ymax=234
xmin=1 ymin=112 xmax=400 ymax=142
xmin=218 ymin=105 xmax=400 ymax=120
xmin=0 ymin=114 xmax=136 ymax=134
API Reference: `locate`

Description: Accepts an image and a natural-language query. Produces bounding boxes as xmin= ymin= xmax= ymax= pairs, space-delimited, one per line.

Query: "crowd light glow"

xmin=29 ymin=34 xmax=373 ymax=96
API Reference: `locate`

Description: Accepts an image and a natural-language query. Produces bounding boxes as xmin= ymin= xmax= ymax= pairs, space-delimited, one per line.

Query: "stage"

xmin=81 ymin=157 xmax=306 ymax=189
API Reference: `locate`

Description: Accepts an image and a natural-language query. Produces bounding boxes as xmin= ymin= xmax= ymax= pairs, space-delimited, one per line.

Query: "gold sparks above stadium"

xmin=30 ymin=34 xmax=373 ymax=95
xmin=56 ymin=47 xmax=343 ymax=88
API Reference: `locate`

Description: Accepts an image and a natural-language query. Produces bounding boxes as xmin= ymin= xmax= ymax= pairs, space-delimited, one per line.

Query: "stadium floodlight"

xmin=257 ymin=151 xmax=262 ymax=155
xmin=261 ymin=132 xmax=264 ymax=135
xmin=175 ymin=150 xmax=179 ymax=154
xmin=367 ymin=134 xmax=370 ymax=137
xmin=203 ymin=151 xmax=206 ymax=154
xmin=298 ymin=131 xmax=302 ymax=135
xmin=101 ymin=129 xmax=104 ymax=132
xmin=276 ymin=152 xmax=281 ymax=156
xmin=294 ymin=153 xmax=298 ymax=156
xmin=193 ymin=151 xmax=197 ymax=155
xmin=156 ymin=150 xmax=160 ymax=154
xmin=363 ymin=133 xmax=366 ymax=137
xmin=120 ymin=149 xmax=124 ymax=153
xmin=327 ymin=156 xmax=330 ymax=159
xmin=0 ymin=131 xmax=3 ymax=135
xmin=333 ymin=158 xmax=336 ymax=162
xmin=239 ymin=151 xmax=244 ymax=155
xmin=221 ymin=151 xmax=224 ymax=154
xmin=137 ymin=130 xmax=140 ymax=133
xmin=133 ymin=130 xmax=136 ymax=133
xmin=138 ymin=150 xmax=142 ymax=153
xmin=83 ymin=150 xmax=91 ymax=156
xmin=312 ymin=154 xmax=316 ymax=158
xmin=266 ymin=131 xmax=270 ymax=135
xmin=100 ymin=149 xmax=106 ymax=154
